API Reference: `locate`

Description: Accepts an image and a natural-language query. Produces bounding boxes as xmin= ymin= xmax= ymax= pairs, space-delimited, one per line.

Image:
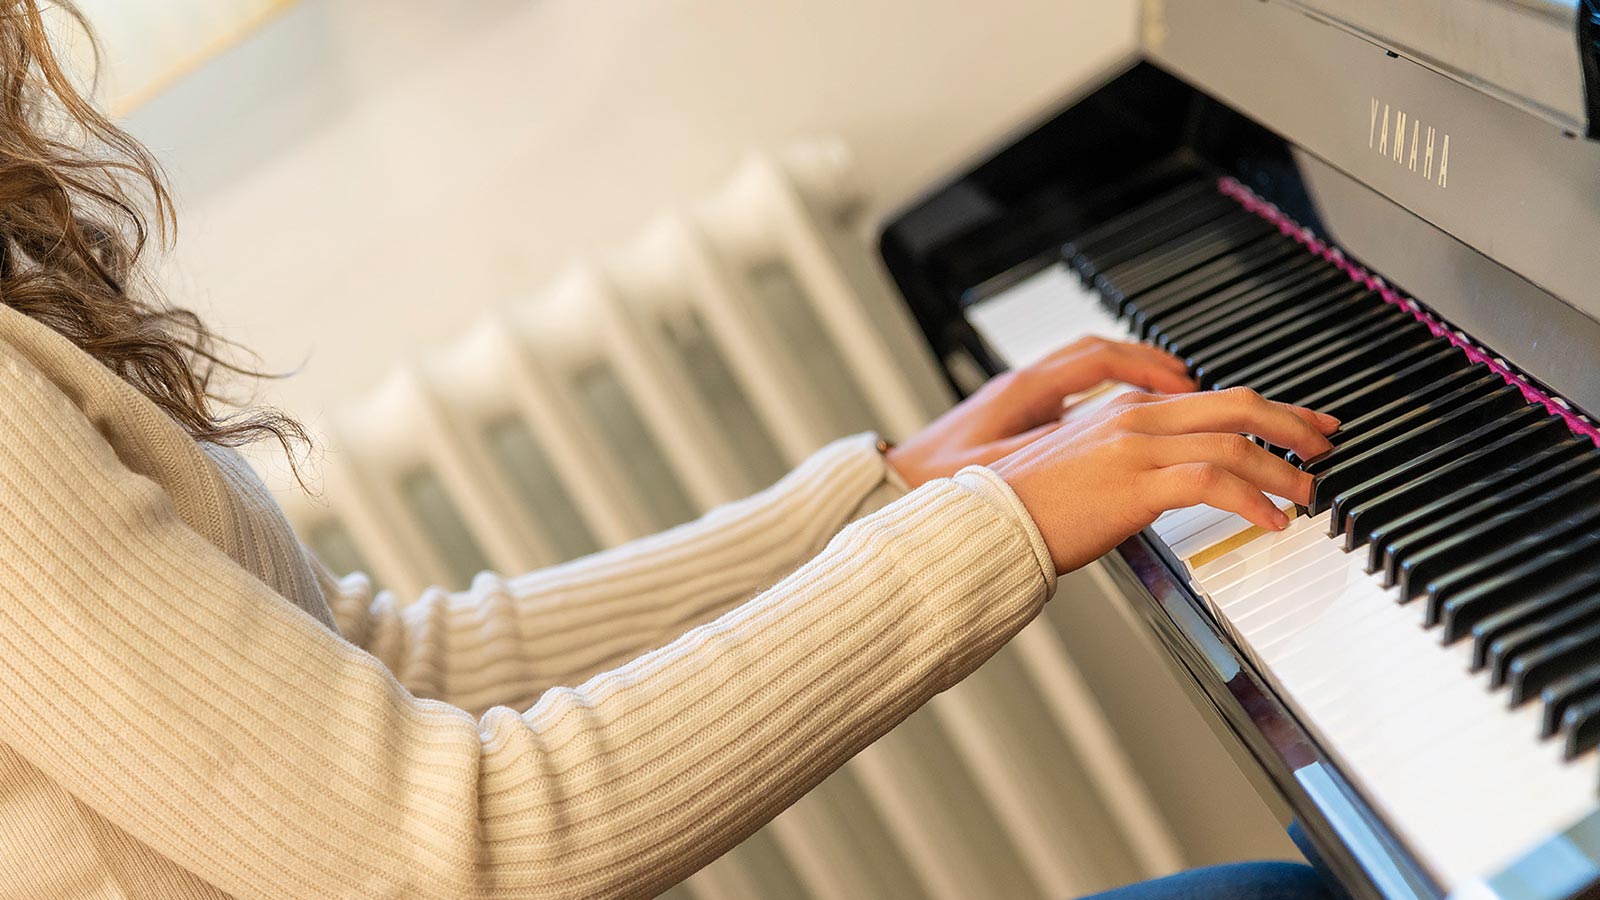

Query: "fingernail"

xmin=1272 ymin=508 xmax=1290 ymax=530
xmin=1319 ymin=412 xmax=1341 ymax=428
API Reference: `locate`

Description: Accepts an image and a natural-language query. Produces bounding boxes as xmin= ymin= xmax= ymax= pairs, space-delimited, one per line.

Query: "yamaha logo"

xmin=1369 ymin=97 xmax=1449 ymax=188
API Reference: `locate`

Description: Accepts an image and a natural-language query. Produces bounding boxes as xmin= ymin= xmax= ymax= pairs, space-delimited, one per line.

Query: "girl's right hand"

xmin=989 ymin=386 xmax=1340 ymax=575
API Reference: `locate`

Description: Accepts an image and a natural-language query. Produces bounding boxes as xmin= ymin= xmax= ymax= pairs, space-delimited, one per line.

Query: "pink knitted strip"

xmin=1216 ymin=177 xmax=1600 ymax=447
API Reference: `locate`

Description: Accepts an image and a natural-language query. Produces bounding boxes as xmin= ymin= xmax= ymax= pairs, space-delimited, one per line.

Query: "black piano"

xmin=878 ymin=2 xmax=1600 ymax=898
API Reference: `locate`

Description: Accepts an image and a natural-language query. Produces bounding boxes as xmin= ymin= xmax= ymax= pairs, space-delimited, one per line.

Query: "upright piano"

xmin=878 ymin=2 xmax=1600 ymax=898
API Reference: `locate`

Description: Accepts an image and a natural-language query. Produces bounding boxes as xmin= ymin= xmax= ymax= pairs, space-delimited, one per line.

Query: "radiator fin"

xmin=483 ymin=414 xmax=602 ymax=562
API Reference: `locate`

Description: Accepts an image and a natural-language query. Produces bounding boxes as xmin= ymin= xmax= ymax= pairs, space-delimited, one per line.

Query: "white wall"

xmin=123 ymin=0 xmax=1137 ymax=435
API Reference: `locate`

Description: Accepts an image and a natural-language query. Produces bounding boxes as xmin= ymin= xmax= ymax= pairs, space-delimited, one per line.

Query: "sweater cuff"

xmin=952 ymin=466 xmax=1058 ymax=597
xmin=842 ymin=431 xmax=910 ymax=519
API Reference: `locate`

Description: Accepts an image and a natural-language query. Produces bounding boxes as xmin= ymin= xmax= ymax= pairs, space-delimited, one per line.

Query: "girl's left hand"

xmin=887 ymin=336 xmax=1197 ymax=489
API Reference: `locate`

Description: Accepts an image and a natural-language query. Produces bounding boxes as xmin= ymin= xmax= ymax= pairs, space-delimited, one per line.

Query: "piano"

xmin=877 ymin=2 xmax=1600 ymax=899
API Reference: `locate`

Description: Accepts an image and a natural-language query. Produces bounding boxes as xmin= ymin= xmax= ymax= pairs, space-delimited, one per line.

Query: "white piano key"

xmin=1151 ymin=505 xmax=1234 ymax=544
xmin=1210 ymin=539 xmax=1335 ymax=613
xmin=1228 ymin=566 xmax=1360 ymax=635
xmin=1167 ymin=498 xmax=1295 ymax=569
xmin=1216 ymin=525 xmax=1597 ymax=890
xmin=965 ymin=264 xmax=1126 ymax=370
xmin=1185 ymin=511 xmax=1326 ymax=592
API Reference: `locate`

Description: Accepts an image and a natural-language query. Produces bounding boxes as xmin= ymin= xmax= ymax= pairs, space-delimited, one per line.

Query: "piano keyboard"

xmin=966 ymin=179 xmax=1600 ymax=894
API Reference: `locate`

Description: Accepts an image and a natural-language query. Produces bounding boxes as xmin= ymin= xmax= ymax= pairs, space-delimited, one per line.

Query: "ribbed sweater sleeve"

xmin=0 ymin=346 xmax=1055 ymax=899
xmin=319 ymin=434 xmax=911 ymax=713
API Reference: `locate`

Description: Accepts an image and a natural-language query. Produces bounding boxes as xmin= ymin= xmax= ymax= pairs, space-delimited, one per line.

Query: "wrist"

xmin=879 ymin=437 xmax=915 ymax=490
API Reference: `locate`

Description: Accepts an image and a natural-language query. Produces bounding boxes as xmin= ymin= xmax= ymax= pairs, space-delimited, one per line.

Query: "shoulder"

xmin=0 ymin=305 xmax=236 ymax=526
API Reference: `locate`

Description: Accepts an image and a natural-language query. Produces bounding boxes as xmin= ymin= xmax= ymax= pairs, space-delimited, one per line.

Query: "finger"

xmin=1144 ymin=433 xmax=1314 ymax=505
xmin=1036 ymin=342 xmax=1196 ymax=396
xmin=996 ymin=342 xmax=1196 ymax=434
xmin=1039 ymin=336 xmax=1189 ymax=377
xmin=1121 ymin=340 xmax=1193 ymax=377
xmin=1138 ymin=462 xmax=1291 ymax=532
xmin=999 ymin=348 xmax=1189 ymax=430
xmin=1120 ymin=388 xmax=1338 ymax=460
xmin=1277 ymin=401 xmax=1342 ymax=436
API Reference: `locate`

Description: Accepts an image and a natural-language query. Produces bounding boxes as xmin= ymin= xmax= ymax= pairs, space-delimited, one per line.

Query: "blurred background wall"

xmin=102 ymin=0 xmax=1136 ymax=435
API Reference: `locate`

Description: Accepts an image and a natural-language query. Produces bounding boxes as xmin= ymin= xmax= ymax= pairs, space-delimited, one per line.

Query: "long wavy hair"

xmin=0 ymin=1 xmax=306 ymax=461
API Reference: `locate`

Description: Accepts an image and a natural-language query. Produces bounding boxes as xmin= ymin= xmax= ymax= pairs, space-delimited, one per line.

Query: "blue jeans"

xmin=1076 ymin=862 xmax=1336 ymax=900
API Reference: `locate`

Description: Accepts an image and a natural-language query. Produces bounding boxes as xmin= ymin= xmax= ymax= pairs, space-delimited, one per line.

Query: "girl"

xmin=0 ymin=3 xmax=1339 ymax=897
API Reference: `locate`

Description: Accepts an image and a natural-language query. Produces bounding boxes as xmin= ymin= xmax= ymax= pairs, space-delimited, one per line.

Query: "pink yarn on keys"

xmin=1215 ymin=177 xmax=1600 ymax=447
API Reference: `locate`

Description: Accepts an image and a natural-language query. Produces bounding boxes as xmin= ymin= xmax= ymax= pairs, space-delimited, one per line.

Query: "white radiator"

xmin=272 ymin=141 xmax=1197 ymax=899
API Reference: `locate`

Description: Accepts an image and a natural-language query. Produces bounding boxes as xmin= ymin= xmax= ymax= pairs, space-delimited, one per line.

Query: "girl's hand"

xmin=990 ymin=387 xmax=1340 ymax=575
xmin=887 ymin=337 xmax=1196 ymax=488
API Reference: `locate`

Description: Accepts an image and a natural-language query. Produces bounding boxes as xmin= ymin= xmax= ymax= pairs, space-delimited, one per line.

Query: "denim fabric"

xmin=1076 ymin=862 xmax=1337 ymax=900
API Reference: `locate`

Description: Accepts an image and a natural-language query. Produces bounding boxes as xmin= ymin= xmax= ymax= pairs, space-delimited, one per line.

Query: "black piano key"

xmin=1486 ymin=591 xmax=1600 ymax=686
xmin=1476 ymin=569 xmax=1600 ymax=671
xmin=1215 ymin=310 xmax=1420 ymax=400
xmin=1328 ymin=404 xmax=1549 ymax=534
xmin=1088 ymin=209 xmax=1260 ymax=289
xmin=1181 ymin=282 xmax=1371 ymax=377
xmin=1148 ymin=258 xmax=1334 ymax=349
xmin=1342 ymin=415 xmax=1566 ymax=550
xmin=1416 ymin=501 xmax=1600 ymax=623
xmin=1218 ymin=309 xmax=1423 ymax=396
xmin=1508 ymin=617 xmax=1600 ymax=707
xmin=1370 ymin=441 xmax=1596 ymax=579
xmin=1297 ymin=371 xmax=1502 ymax=477
xmin=1292 ymin=345 xmax=1468 ymax=426
xmin=1063 ymin=180 xmax=1218 ymax=260
xmin=1120 ymin=229 xmax=1305 ymax=310
xmin=1252 ymin=322 xmax=1437 ymax=405
xmin=1385 ymin=450 xmax=1600 ymax=590
xmin=1105 ymin=232 xmax=1283 ymax=317
xmin=1270 ymin=338 xmax=1449 ymax=409
xmin=1184 ymin=283 xmax=1369 ymax=381
xmin=1442 ymin=529 xmax=1600 ymax=647
xmin=1156 ymin=263 xmax=1345 ymax=354
xmin=1310 ymin=384 xmax=1527 ymax=516
xmin=1197 ymin=299 xmax=1399 ymax=391
xmin=1125 ymin=239 xmax=1303 ymax=334
xmin=1065 ymin=184 xmax=1232 ymax=278
xmin=1561 ymin=694 xmax=1600 ymax=758
xmin=1097 ymin=217 xmax=1275 ymax=305
xmin=1542 ymin=667 xmax=1600 ymax=742
xmin=1318 ymin=385 xmax=1529 ymax=518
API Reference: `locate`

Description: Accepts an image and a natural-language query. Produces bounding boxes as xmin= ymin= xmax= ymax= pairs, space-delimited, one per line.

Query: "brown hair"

xmin=0 ymin=1 xmax=306 ymax=462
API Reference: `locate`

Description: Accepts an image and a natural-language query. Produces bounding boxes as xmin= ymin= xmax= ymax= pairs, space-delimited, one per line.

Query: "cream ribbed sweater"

xmin=0 ymin=303 xmax=1056 ymax=900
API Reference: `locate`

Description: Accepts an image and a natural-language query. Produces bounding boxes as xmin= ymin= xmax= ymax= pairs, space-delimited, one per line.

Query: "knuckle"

xmin=1189 ymin=462 xmax=1224 ymax=491
xmin=1218 ymin=433 xmax=1255 ymax=462
xmin=1108 ymin=432 xmax=1143 ymax=455
xmin=1104 ymin=405 xmax=1142 ymax=431
xmin=1223 ymin=385 xmax=1264 ymax=405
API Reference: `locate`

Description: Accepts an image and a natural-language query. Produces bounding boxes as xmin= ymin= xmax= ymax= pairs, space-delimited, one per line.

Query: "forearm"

xmin=505 ymin=468 xmax=1053 ymax=897
xmin=3 ymin=446 xmax=1048 ymax=898
xmin=324 ymin=433 xmax=909 ymax=712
